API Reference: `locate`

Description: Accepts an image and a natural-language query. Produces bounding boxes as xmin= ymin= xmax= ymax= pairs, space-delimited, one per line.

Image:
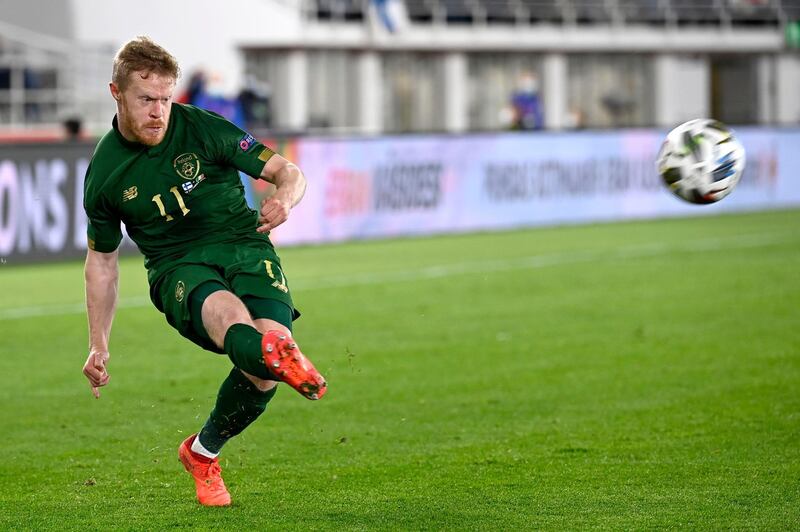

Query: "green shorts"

xmin=150 ymin=241 xmax=299 ymax=353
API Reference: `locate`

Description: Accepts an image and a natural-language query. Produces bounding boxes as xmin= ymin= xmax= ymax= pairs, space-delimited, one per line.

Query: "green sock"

xmin=223 ymin=323 xmax=273 ymax=380
xmin=197 ymin=368 xmax=278 ymax=454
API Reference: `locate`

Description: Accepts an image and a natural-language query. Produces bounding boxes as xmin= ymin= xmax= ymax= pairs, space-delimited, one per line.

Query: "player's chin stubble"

xmin=136 ymin=126 xmax=166 ymax=146
xmin=118 ymin=103 xmax=167 ymax=146
xmin=129 ymin=116 xmax=167 ymax=146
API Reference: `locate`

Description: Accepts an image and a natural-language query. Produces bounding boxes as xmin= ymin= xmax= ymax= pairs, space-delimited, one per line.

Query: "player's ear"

xmin=109 ymin=82 xmax=121 ymax=101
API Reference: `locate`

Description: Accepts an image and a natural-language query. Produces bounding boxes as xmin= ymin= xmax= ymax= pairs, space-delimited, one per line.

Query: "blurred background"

xmin=3 ymin=4 xmax=800 ymax=527
xmin=1 ymin=0 xmax=799 ymax=263
xmin=2 ymin=0 xmax=800 ymax=136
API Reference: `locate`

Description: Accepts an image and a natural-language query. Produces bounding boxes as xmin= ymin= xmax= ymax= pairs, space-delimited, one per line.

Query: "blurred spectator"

xmin=177 ymin=70 xmax=244 ymax=125
xmin=177 ymin=70 xmax=206 ymax=105
xmin=509 ymin=71 xmax=544 ymax=130
xmin=63 ymin=116 xmax=83 ymax=140
xmin=601 ymin=93 xmax=634 ymax=127
xmin=369 ymin=0 xmax=410 ymax=33
xmin=566 ymin=107 xmax=586 ymax=130
xmin=730 ymin=0 xmax=769 ymax=14
xmin=238 ymin=75 xmax=273 ymax=130
xmin=178 ymin=69 xmax=256 ymax=207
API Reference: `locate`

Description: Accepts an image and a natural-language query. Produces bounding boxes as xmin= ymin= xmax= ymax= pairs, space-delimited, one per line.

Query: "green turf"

xmin=1 ymin=209 xmax=798 ymax=530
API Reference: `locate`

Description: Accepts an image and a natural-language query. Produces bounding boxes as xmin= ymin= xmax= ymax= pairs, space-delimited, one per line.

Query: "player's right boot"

xmin=178 ymin=434 xmax=232 ymax=507
xmin=262 ymin=330 xmax=327 ymax=400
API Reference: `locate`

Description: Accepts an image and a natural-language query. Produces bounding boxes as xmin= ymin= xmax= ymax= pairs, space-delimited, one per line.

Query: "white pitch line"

xmin=0 ymin=231 xmax=793 ymax=321
xmin=0 ymin=296 xmax=152 ymax=320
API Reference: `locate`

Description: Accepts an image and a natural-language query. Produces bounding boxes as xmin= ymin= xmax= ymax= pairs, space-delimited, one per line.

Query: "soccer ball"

xmin=656 ymin=118 xmax=746 ymax=204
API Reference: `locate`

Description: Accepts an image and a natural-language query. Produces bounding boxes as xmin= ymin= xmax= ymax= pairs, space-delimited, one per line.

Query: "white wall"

xmin=442 ymin=52 xmax=468 ymax=133
xmin=356 ymin=52 xmax=382 ymax=134
xmin=654 ymin=54 xmax=710 ymax=128
xmin=0 ymin=0 xmax=75 ymax=39
xmin=775 ymin=54 xmax=800 ymax=126
xmin=542 ymin=53 xmax=567 ymax=130
xmin=70 ymin=0 xmax=303 ymax=96
xmin=66 ymin=2 xmax=797 ymax=131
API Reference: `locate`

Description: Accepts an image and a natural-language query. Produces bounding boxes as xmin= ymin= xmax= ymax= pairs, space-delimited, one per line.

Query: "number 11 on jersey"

xmin=152 ymin=186 xmax=190 ymax=222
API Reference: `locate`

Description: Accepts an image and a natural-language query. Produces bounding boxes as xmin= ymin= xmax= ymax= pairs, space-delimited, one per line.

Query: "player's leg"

xmin=198 ymin=288 xmax=275 ymax=379
xmin=187 ymin=285 xmax=324 ymax=457
xmin=171 ymin=272 xmax=322 ymax=458
xmin=188 ymin=300 xmax=294 ymax=460
xmin=199 ymin=291 xmax=325 ymax=396
xmin=157 ymin=270 xmax=240 ymax=506
xmin=162 ymin=251 xmax=325 ymax=506
xmin=186 ymin=283 xmax=280 ymax=461
xmin=157 ymin=267 xmax=276 ymax=506
xmin=225 ymin=246 xmax=327 ymax=400
xmin=199 ymin=289 xmax=324 ymax=398
xmin=183 ymin=294 xmax=315 ymax=494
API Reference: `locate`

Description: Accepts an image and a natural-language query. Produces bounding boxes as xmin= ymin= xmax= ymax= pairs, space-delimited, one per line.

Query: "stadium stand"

xmin=1 ymin=0 xmax=796 ymax=134
xmin=405 ymin=0 xmax=438 ymax=21
xmin=441 ymin=0 xmax=480 ymax=24
xmin=616 ymin=0 xmax=667 ymax=24
xmin=0 ymin=19 xmax=113 ymax=134
xmin=309 ymin=0 xmax=798 ymax=26
xmin=316 ymin=0 xmax=367 ymax=21
xmin=519 ymin=0 xmax=567 ymax=23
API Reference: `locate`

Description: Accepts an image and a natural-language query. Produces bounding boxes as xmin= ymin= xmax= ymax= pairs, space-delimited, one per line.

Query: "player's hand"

xmin=257 ymin=197 xmax=291 ymax=233
xmin=83 ymin=350 xmax=110 ymax=399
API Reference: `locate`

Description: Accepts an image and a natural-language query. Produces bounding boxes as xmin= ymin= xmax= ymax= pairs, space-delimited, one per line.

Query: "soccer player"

xmin=81 ymin=36 xmax=327 ymax=507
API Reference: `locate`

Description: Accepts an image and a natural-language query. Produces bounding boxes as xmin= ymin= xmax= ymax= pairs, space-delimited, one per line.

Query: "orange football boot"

xmin=261 ymin=330 xmax=327 ymax=400
xmin=178 ymin=434 xmax=231 ymax=507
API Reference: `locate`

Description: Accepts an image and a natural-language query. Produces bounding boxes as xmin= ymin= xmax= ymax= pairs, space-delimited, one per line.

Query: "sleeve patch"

xmin=239 ymin=133 xmax=257 ymax=151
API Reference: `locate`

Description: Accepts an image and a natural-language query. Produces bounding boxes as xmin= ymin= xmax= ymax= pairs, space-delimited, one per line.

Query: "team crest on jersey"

xmin=175 ymin=280 xmax=186 ymax=303
xmin=173 ymin=153 xmax=200 ymax=180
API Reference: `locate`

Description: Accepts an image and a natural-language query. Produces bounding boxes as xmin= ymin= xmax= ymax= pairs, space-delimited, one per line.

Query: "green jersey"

xmin=84 ymin=104 xmax=275 ymax=278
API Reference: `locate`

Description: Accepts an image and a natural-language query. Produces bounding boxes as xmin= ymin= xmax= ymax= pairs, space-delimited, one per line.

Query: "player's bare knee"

xmin=203 ymin=292 xmax=254 ymax=333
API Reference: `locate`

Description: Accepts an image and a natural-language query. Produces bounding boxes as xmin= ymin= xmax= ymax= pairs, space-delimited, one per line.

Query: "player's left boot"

xmin=178 ymin=434 xmax=232 ymax=507
xmin=261 ymin=330 xmax=327 ymax=400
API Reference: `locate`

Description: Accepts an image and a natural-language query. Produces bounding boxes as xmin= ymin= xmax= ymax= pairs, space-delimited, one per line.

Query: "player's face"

xmin=112 ymin=71 xmax=175 ymax=146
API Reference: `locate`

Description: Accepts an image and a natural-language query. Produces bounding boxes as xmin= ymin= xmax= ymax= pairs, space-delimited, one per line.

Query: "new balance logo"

xmin=122 ymin=186 xmax=138 ymax=202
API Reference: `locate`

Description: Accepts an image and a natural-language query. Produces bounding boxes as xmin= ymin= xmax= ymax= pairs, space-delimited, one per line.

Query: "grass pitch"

xmin=1 ymin=209 xmax=798 ymax=530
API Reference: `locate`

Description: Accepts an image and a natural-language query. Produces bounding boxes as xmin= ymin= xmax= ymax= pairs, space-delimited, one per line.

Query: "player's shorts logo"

xmin=173 ymin=153 xmax=200 ymax=180
xmin=175 ymin=280 xmax=186 ymax=303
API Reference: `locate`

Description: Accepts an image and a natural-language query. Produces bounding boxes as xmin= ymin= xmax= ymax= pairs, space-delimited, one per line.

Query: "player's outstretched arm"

xmin=256 ymin=153 xmax=307 ymax=233
xmin=83 ymin=248 xmax=120 ymax=398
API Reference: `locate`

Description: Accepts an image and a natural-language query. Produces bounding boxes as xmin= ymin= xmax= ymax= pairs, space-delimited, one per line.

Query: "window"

xmin=382 ymin=53 xmax=443 ymax=133
xmin=0 ymin=64 xmax=61 ymax=125
xmin=468 ymin=53 xmax=543 ymax=131
xmin=307 ymin=50 xmax=358 ymax=131
xmin=711 ymin=55 xmax=758 ymax=125
xmin=567 ymin=54 xmax=654 ymax=128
